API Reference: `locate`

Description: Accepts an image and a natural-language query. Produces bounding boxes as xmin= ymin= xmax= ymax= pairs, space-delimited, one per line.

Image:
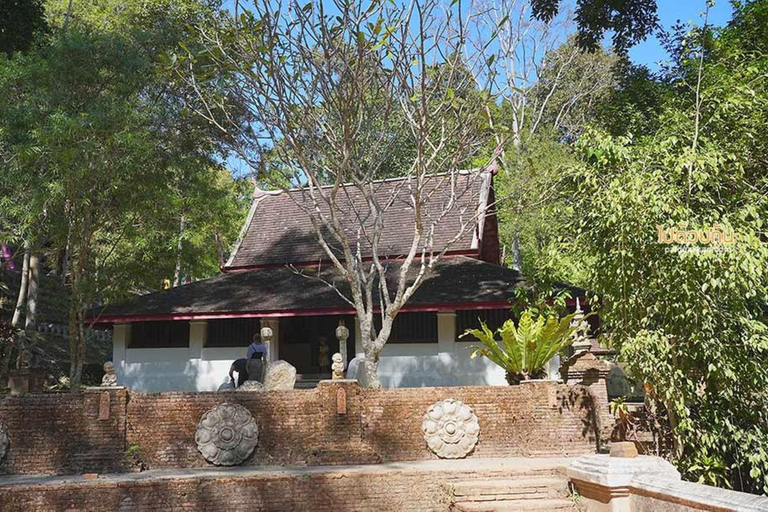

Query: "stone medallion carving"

xmin=0 ymin=422 xmax=8 ymax=463
xmin=195 ymin=403 xmax=259 ymax=466
xmin=422 ymin=399 xmax=479 ymax=459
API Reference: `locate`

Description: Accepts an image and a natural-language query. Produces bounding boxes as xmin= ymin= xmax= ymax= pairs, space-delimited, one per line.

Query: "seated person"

xmin=229 ymin=358 xmax=249 ymax=387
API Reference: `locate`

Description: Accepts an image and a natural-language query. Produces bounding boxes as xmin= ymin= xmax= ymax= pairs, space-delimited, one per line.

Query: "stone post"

xmin=260 ymin=319 xmax=278 ymax=362
xmin=261 ymin=325 xmax=273 ymax=360
xmin=564 ymin=352 xmax=613 ymax=447
xmin=335 ymin=322 xmax=349 ymax=370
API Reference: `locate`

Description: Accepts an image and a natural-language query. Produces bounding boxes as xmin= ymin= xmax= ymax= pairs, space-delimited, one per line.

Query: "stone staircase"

xmin=447 ymin=473 xmax=578 ymax=512
xmin=294 ymin=373 xmax=329 ymax=389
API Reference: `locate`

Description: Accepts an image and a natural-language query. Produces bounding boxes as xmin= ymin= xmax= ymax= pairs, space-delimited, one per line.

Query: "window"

xmin=205 ymin=318 xmax=261 ymax=348
xmin=374 ymin=312 xmax=437 ymax=343
xmin=127 ymin=321 xmax=189 ymax=348
xmin=456 ymin=309 xmax=514 ymax=341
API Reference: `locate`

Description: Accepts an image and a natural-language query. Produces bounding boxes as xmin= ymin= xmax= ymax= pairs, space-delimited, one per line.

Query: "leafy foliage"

xmin=530 ymin=0 xmax=658 ymax=51
xmin=0 ymin=0 xmax=247 ymax=387
xmin=549 ymin=2 xmax=768 ymax=492
xmin=0 ymin=0 xmax=47 ymax=56
xmin=465 ymin=309 xmax=583 ymax=383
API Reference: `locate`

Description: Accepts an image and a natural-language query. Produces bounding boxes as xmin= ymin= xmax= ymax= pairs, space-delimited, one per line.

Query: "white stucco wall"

xmin=112 ymin=321 xmax=269 ymax=392
xmin=112 ymin=312 xmax=557 ymax=392
xmin=349 ymin=311 xmax=508 ymax=387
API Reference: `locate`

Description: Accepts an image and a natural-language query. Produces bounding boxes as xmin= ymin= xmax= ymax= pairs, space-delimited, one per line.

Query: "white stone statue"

xmin=101 ymin=361 xmax=118 ymax=387
xmin=331 ymin=353 xmax=345 ymax=380
xmin=237 ymin=380 xmax=264 ymax=392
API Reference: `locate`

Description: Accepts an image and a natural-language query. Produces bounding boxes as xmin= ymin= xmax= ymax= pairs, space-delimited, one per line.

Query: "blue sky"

xmin=628 ymin=0 xmax=734 ymax=70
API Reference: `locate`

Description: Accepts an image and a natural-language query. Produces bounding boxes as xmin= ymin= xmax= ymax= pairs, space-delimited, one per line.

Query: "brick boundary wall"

xmin=0 ymin=381 xmax=603 ymax=476
xmin=0 ymin=469 xmax=455 ymax=511
xmin=0 ymin=389 xmax=128 ymax=476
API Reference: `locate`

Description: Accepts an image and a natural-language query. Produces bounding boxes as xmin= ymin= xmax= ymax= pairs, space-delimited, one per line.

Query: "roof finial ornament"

xmin=250 ymin=175 xmax=266 ymax=198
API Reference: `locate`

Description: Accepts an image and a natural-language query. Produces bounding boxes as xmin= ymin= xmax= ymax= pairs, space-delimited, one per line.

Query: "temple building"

xmin=94 ymin=169 xmax=576 ymax=391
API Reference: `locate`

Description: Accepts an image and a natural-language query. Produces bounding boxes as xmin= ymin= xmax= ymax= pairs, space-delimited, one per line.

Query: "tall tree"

xmin=0 ymin=0 xmax=244 ymax=387
xmin=556 ymin=1 xmax=768 ymax=493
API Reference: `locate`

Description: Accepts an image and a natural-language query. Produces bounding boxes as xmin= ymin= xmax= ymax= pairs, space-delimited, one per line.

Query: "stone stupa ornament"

xmin=195 ymin=403 xmax=259 ymax=466
xmin=422 ymin=399 xmax=480 ymax=459
xmin=570 ymin=298 xmax=593 ymax=356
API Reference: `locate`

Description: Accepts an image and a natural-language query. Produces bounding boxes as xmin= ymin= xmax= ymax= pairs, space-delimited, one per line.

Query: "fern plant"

xmin=465 ymin=309 xmax=587 ymax=384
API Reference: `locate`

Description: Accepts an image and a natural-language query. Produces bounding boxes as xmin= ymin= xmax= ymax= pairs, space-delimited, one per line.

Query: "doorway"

xmin=279 ymin=315 xmax=355 ymax=376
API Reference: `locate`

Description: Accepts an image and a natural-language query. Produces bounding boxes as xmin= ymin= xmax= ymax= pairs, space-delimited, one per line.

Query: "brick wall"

xmin=0 ymin=459 xmax=566 ymax=512
xmin=0 ymin=388 xmax=127 ymax=475
xmin=359 ymin=382 xmax=598 ymax=461
xmin=126 ymin=381 xmax=598 ymax=470
xmin=0 ymin=380 xmax=601 ymax=476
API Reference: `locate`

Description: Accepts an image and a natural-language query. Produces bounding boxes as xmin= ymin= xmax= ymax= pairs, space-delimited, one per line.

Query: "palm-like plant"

xmin=465 ymin=309 xmax=589 ymax=384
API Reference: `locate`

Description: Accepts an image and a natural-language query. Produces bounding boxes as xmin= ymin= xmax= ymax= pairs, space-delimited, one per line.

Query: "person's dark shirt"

xmin=231 ymin=358 xmax=248 ymax=374
xmin=230 ymin=358 xmax=250 ymax=386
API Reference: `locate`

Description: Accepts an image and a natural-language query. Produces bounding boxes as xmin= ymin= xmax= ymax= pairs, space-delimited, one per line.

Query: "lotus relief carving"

xmin=422 ymin=399 xmax=479 ymax=459
xmin=195 ymin=403 xmax=259 ymax=466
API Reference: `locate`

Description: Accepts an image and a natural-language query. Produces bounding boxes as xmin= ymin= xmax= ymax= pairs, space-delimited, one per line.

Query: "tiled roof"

xmin=94 ymin=256 xmax=526 ymax=322
xmin=225 ymin=170 xmax=493 ymax=269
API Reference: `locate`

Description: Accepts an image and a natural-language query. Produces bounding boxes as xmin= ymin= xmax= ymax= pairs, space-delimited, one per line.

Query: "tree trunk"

xmin=214 ymin=230 xmax=225 ymax=268
xmin=11 ymin=246 xmax=30 ymax=328
xmin=68 ymin=208 xmax=92 ymax=392
xmin=511 ymin=234 xmax=523 ymax=272
xmin=173 ymin=215 xmax=186 ymax=287
xmin=68 ymin=306 xmax=83 ymax=390
xmin=25 ymin=254 xmax=39 ymax=331
xmin=364 ymin=349 xmax=381 ymax=389
xmin=1 ymin=245 xmax=29 ymax=383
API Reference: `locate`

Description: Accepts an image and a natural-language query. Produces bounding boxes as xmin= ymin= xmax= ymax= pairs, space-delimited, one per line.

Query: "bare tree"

xmin=465 ymin=0 xmax=571 ymax=149
xmin=466 ymin=0 xmax=615 ymax=147
xmin=178 ymin=0 xmax=495 ymax=387
xmin=464 ymin=1 xmax=615 ymax=268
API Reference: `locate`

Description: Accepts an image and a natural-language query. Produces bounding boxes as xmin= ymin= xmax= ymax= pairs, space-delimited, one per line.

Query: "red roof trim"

xmin=92 ymin=298 xmax=584 ymax=324
xmin=222 ymin=249 xmax=480 ymax=272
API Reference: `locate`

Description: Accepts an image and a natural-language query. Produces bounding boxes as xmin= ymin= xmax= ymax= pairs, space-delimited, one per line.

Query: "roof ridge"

xmin=260 ymin=167 xmax=493 ymax=195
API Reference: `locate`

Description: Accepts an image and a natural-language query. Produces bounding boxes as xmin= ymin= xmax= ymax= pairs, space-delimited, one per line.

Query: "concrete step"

xmin=452 ymin=498 xmax=577 ymax=512
xmin=452 ymin=477 xmax=569 ymax=501
xmin=294 ymin=380 xmax=320 ymax=389
xmin=295 ymin=373 xmax=330 ymax=389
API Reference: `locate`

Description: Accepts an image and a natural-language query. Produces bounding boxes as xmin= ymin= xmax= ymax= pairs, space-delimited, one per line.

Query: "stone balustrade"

xmin=568 ymin=442 xmax=768 ymax=512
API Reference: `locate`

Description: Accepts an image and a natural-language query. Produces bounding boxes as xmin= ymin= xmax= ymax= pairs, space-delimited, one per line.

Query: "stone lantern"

xmin=260 ymin=325 xmax=273 ymax=362
xmin=335 ymin=322 xmax=349 ymax=370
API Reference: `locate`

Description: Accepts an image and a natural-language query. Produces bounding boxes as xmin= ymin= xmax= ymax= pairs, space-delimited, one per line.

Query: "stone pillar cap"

xmin=567 ymin=454 xmax=681 ymax=488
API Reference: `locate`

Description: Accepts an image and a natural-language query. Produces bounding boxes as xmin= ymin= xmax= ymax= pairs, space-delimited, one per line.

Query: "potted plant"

xmin=464 ymin=308 xmax=590 ymax=385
